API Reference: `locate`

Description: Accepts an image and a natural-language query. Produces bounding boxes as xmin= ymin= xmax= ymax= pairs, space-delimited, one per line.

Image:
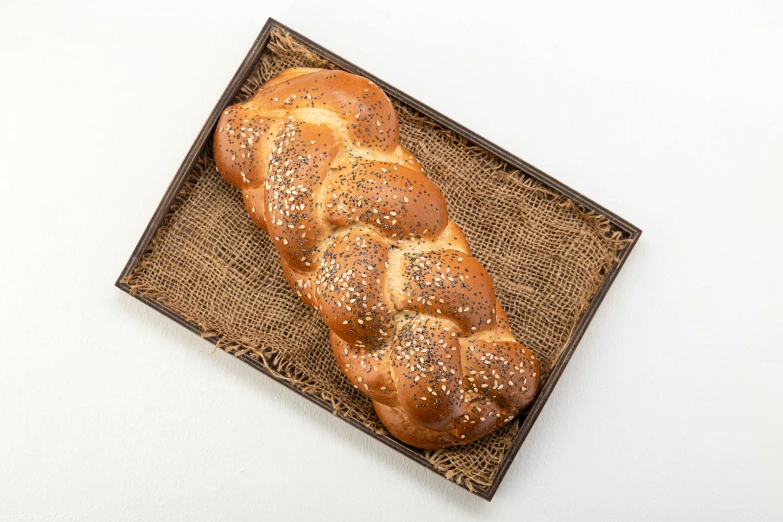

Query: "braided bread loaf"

xmin=214 ymin=68 xmax=539 ymax=449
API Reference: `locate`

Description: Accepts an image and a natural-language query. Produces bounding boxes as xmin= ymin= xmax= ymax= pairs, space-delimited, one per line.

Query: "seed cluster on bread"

xmin=214 ymin=67 xmax=539 ymax=449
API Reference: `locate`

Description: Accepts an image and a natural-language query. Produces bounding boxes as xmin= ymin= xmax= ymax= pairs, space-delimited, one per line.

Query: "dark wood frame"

xmin=115 ymin=18 xmax=642 ymax=501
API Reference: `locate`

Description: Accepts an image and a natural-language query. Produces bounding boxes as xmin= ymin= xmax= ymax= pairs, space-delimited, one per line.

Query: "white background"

xmin=1 ymin=0 xmax=781 ymax=520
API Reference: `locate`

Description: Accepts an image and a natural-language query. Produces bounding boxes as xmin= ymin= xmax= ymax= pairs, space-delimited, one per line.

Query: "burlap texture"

xmin=123 ymin=29 xmax=627 ymax=492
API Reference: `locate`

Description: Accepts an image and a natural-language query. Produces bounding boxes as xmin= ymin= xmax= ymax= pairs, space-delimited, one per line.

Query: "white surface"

xmin=1 ymin=0 xmax=782 ymax=520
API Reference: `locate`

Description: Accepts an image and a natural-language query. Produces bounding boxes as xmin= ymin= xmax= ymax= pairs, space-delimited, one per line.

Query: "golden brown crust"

xmin=315 ymin=230 xmax=394 ymax=347
xmin=215 ymin=67 xmax=540 ymax=449
xmin=330 ymin=331 xmax=398 ymax=405
xmin=214 ymin=106 xmax=273 ymax=190
xmin=390 ymin=314 xmax=468 ymax=430
xmin=241 ymin=186 xmax=267 ymax=232
xmin=390 ymin=250 xmax=496 ymax=336
xmin=325 ymin=158 xmax=447 ymax=241
xmin=373 ymin=401 xmax=461 ymax=449
xmin=248 ymin=70 xmax=400 ymax=153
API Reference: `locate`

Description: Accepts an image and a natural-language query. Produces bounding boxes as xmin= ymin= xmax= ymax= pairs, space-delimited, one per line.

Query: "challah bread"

xmin=214 ymin=68 xmax=540 ymax=449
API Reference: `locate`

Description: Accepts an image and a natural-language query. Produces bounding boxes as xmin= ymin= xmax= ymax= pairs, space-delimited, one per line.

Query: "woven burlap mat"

xmin=123 ymin=29 xmax=627 ymax=492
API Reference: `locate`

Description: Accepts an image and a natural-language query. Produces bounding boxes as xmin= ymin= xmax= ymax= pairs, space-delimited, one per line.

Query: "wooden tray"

xmin=116 ymin=18 xmax=641 ymax=501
